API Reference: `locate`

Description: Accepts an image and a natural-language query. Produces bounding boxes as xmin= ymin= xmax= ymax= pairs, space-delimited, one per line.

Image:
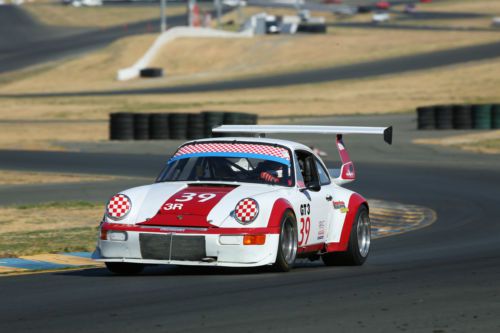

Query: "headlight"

xmin=234 ymin=198 xmax=259 ymax=224
xmin=106 ymin=194 xmax=132 ymax=220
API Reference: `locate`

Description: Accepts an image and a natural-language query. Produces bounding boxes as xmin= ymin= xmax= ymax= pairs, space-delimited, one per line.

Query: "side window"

xmin=315 ymin=158 xmax=331 ymax=185
xmin=295 ymin=150 xmax=319 ymax=187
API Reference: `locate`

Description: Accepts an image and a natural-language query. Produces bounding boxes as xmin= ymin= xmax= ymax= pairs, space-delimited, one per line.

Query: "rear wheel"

xmin=322 ymin=205 xmax=370 ymax=266
xmin=274 ymin=211 xmax=298 ymax=272
xmin=105 ymin=262 xmax=145 ymax=275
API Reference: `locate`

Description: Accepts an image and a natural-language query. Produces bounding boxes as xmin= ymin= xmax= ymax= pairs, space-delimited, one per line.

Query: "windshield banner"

xmin=169 ymin=143 xmax=291 ymax=166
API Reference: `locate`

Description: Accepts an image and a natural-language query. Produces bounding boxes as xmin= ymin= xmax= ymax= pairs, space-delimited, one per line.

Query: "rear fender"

xmin=326 ymin=193 xmax=368 ymax=252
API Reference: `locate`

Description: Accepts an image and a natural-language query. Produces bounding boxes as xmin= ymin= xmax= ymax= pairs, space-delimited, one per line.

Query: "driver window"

xmin=315 ymin=158 xmax=331 ymax=185
xmin=295 ymin=150 xmax=319 ymax=187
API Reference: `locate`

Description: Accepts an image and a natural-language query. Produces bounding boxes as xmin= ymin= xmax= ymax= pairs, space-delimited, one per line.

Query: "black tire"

xmin=435 ymin=105 xmax=453 ymax=130
xmin=416 ymin=106 xmax=435 ymax=130
xmin=322 ymin=205 xmax=370 ymax=266
xmin=187 ymin=113 xmax=205 ymax=139
xmin=133 ymin=113 xmax=150 ymax=140
xmin=274 ymin=210 xmax=298 ymax=272
xmin=109 ymin=112 xmax=134 ymax=141
xmin=202 ymin=111 xmax=225 ymax=137
xmin=452 ymin=104 xmax=472 ymax=129
xmin=105 ymin=262 xmax=145 ymax=275
xmin=140 ymin=67 xmax=163 ymax=78
xmin=169 ymin=113 xmax=189 ymax=140
xmin=149 ymin=113 xmax=169 ymax=140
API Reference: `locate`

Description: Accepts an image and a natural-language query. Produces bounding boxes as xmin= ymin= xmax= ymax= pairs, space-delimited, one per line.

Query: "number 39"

xmin=175 ymin=193 xmax=216 ymax=203
xmin=298 ymin=217 xmax=311 ymax=246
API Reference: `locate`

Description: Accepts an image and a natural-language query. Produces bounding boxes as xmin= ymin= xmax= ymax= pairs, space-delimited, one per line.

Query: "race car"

xmin=93 ymin=125 xmax=392 ymax=274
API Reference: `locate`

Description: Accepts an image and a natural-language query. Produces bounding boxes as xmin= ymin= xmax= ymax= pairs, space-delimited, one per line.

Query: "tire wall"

xmin=109 ymin=111 xmax=258 ymax=141
xmin=416 ymin=104 xmax=496 ymax=130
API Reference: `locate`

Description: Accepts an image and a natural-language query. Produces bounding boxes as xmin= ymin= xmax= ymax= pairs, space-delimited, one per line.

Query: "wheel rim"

xmin=281 ymin=218 xmax=297 ymax=264
xmin=356 ymin=211 xmax=371 ymax=257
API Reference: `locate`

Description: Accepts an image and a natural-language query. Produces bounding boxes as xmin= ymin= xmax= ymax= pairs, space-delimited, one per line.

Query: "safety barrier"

xmin=109 ymin=111 xmax=258 ymax=141
xmin=416 ymin=103 xmax=499 ymax=130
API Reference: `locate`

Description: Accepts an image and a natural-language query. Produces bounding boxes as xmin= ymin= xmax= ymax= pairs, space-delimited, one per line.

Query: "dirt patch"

xmin=414 ymin=130 xmax=500 ymax=154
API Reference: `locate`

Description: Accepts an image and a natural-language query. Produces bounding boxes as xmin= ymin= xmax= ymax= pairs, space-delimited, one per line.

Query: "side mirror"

xmin=306 ymin=181 xmax=321 ymax=192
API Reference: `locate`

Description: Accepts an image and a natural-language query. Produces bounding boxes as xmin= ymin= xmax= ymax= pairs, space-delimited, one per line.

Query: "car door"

xmin=294 ymin=150 xmax=333 ymax=248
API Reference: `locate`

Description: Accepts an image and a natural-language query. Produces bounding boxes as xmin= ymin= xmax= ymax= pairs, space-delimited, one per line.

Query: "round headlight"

xmin=234 ymin=198 xmax=259 ymax=224
xmin=106 ymin=194 xmax=132 ymax=220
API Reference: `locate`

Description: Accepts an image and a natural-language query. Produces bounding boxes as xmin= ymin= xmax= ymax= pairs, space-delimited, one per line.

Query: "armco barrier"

xmin=109 ymin=112 xmax=258 ymax=141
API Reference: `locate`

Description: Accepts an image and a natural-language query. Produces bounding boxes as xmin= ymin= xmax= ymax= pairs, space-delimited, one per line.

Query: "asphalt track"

xmin=5 ymin=39 xmax=500 ymax=97
xmin=0 ymin=114 xmax=499 ymax=332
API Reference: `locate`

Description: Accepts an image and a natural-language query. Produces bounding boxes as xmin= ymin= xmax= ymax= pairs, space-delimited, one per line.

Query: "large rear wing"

xmin=213 ymin=125 xmax=392 ymax=185
xmin=213 ymin=125 xmax=392 ymax=144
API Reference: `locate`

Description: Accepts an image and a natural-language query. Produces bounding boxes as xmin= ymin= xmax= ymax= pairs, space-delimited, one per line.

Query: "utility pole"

xmin=160 ymin=0 xmax=167 ymax=32
xmin=214 ymin=0 xmax=222 ymax=28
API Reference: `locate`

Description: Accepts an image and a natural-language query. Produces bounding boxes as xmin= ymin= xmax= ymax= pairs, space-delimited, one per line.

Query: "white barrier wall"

xmin=117 ymin=27 xmax=253 ymax=81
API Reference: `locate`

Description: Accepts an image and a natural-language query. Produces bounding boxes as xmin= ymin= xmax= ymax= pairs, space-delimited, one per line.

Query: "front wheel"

xmin=273 ymin=210 xmax=298 ymax=272
xmin=105 ymin=262 xmax=145 ymax=275
xmin=322 ymin=205 xmax=371 ymax=266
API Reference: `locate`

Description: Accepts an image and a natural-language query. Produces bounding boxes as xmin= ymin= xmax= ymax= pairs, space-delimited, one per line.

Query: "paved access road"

xmin=0 ymin=114 xmax=499 ymax=332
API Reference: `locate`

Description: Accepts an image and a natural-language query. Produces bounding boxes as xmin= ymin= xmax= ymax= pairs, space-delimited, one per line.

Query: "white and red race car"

xmin=93 ymin=125 xmax=392 ymax=274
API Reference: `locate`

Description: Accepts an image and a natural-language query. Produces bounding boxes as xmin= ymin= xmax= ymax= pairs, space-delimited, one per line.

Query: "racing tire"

xmin=322 ymin=205 xmax=370 ymax=266
xmin=273 ymin=210 xmax=298 ymax=272
xmin=105 ymin=262 xmax=145 ymax=275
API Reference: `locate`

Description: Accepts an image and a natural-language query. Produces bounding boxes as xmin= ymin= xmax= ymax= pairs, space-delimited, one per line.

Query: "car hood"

xmin=122 ymin=182 xmax=284 ymax=228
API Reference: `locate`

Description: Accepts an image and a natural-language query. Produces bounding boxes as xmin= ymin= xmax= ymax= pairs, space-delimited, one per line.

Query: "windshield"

xmin=157 ymin=142 xmax=294 ymax=187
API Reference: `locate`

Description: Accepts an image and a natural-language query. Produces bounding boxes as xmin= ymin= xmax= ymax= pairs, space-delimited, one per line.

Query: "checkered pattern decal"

xmin=106 ymin=194 xmax=131 ymax=219
xmin=235 ymin=198 xmax=259 ymax=223
xmin=171 ymin=143 xmax=290 ymax=165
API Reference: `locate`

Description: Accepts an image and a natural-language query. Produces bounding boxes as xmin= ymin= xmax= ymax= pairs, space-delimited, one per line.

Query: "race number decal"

xmin=299 ymin=203 xmax=311 ymax=246
xmin=175 ymin=193 xmax=216 ymax=203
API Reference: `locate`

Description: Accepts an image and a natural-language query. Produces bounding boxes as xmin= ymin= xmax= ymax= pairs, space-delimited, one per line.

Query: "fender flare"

xmin=267 ymin=198 xmax=295 ymax=231
xmin=326 ymin=193 xmax=368 ymax=252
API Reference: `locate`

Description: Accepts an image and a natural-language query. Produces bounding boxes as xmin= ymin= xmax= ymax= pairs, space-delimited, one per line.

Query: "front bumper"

xmin=93 ymin=224 xmax=280 ymax=267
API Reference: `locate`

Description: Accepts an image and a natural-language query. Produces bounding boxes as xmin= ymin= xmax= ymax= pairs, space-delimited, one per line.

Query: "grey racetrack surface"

xmin=0 ymin=114 xmax=499 ymax=332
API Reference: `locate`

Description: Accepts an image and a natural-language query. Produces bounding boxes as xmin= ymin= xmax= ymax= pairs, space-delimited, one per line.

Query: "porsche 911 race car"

xmin=93 ymin=125 xmax=392 ymax=274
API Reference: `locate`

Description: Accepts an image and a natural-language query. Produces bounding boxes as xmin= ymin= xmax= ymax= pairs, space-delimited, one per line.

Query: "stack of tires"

xmin=493 ymin=104 xmax=500 ymax=129
xmin=416 ymin=104 xmax=499 ymax=130
xmin=471 ymin=104 xmax=492 ymax=129
xmin=109 ymin=111 xmax=259 ymax=141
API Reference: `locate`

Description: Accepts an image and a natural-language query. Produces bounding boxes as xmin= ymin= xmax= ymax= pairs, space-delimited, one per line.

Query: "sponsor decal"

xmin=318 ymin=220 xmax=325 ymax=240
xmin=333 ymin=201 xmax=349 ymax=214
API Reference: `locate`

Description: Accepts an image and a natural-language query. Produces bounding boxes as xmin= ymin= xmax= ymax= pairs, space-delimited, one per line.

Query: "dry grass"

xmin=0 ymin=201 xmax=102 ymax=257
xmin=0 ymin=121 xmax=107 ymax=150
xmin=2 ymin=28 xmax=499 ymax=96
xmin=417 ymin=0 xmax=500 ymax=15
xmin=414 ymin=130 xmax=500 ymax=154
xmin=0 ymin=170 xmax=123 ymax=185
xmin=0 ymin=201 xmax=102 ymax=235
xmin=23 ymin=2 xmax=188 ymax=28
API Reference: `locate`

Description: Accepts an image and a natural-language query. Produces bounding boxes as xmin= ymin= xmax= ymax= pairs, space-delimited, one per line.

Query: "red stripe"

xmin=138 ymin=185 xmax=237 ymax=228
xmin=298 ymin=243 xmax=324 ymax=254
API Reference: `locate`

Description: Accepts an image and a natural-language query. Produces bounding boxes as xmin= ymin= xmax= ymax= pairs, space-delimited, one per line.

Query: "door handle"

xmin=326 ymin=195 xmax=332 ymax=201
